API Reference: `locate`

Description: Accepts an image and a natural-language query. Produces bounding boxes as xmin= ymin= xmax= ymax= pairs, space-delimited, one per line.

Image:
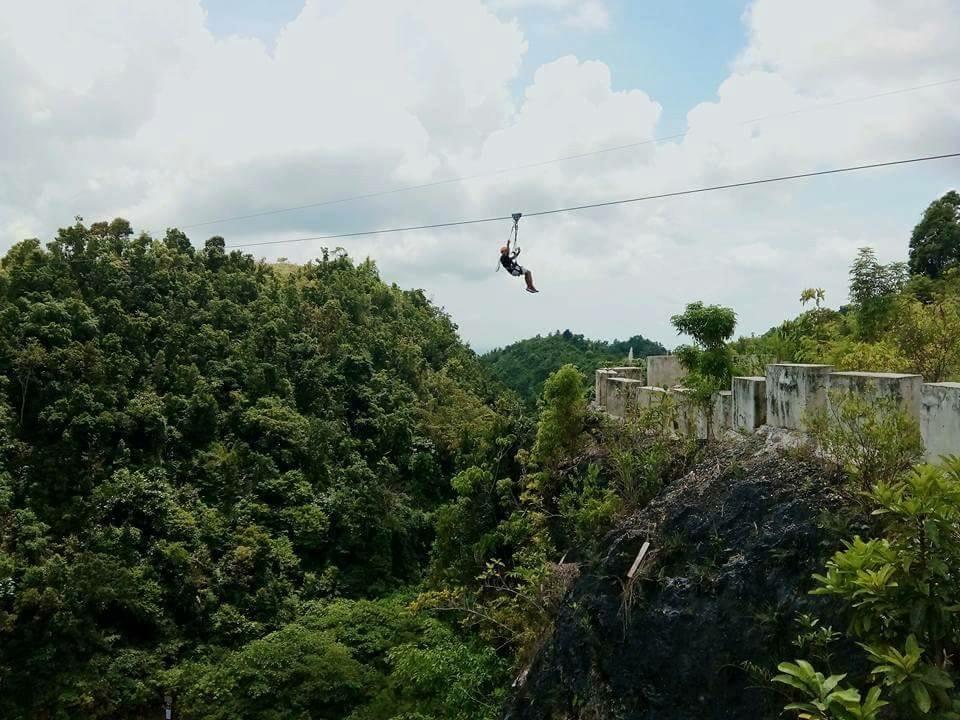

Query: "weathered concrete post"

xmin=637 ymin=385 xmax=669 ymax=410
xmin=595 ymin=369 xmax=618 ymax=407
xmin=921 ymin=382 xmax=960 ymax=461
xmin=669 ymin=388 xmax=714 ymax=440
xmin=606 ymin=377 xmax=644 ymax=419
xmin=669 ymin=388 xmax=697 ymax=438
xmin=646 ymin=355 xmax=687 ymax=389
xmin=732 ymin=376 xmax=766 ymax=430
xmin=713 ymin=390 xmax=732 ymax=432
xmin=766 ymin=364 xmax=833 ymax=431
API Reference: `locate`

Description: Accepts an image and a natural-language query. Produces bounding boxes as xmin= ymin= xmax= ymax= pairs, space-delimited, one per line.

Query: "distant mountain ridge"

xmin=481 ymin=329 xmax=666 ymax=402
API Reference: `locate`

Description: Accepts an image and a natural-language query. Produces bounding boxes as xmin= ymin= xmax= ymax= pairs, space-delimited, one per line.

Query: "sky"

xmin=1 ymin=1 xmax=958 ymax=353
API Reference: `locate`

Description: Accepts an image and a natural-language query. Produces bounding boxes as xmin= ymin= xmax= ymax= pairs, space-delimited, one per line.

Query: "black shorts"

xmin=507 ymin=264 xmax=526 ymax=277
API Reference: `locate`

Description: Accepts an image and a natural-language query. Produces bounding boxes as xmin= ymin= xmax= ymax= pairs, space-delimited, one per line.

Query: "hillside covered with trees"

xmin=0 ymin=220 xmax=529 ymax=718
xmin=482 ymin=330 xmax=665 ymax=403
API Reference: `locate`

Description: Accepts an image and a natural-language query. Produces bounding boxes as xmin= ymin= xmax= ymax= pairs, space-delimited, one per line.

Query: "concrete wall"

xmin=766 ymin=364 xmax=833 ymax=431
xmin=732 ymin=376 xmax=766 ymax=431
xmin=595 ymin=362 xmax=960 ymax=458
xmin=646 ymin=355 xmax=687 ymax=389
xmin=921 ymin=383 xmax=960 ymax=461
xmin=828 ymin=371 xmax=922 ymax=418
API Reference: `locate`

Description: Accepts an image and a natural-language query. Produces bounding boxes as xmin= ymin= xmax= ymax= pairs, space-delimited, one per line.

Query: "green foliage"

xmin=792 ymin=614 xmax=841 ymax=668
xmin=891 ymin=281 xmax=960 ymax=381
xmin=175 ymin=623 xmax=372 ymax=720
xmin=734 ymin=252 xmax=960 ymax=382
xmin=820 ymin=339 xmax=911 ymax=374
xmin=670 ymin=302 xmax=737 ymax=349
xmin=173 ymin=597 xmax=509 ymax=720
xmin=801 ymin=288 xmax=826 ymax=309
xmin=429 ymin=467 xmax=503 ymax=586
xmin=381 ymin=620 xmax=509 ymax=720
xmin=806 ymin=392 xmax=924 ymax=489
xmin=774 ymin=660 xmax=886 ymax=720
xmin=815 ymin=460 xmax=960 ymax=650
xmin=531 ymin=364 xmax=588 ymax=470
xmin=671 ymin=302 xmax=737 ymax=407
xmin=557 ymin=463 xmax=619 ymax=554
xmin=418 ymin=364 xmax=685 ymax=674
xmin=481 ymin=330 xmax=665 ymax=403
xmin=0 ymin=220 xmax=514 ymax=718
xmin=861 ymin=635 xmax=954 ymax=717
xmin=848 ymin=247 xmax=908 ymax=340
xmin=777 ymin=207 xmax=960 ymax=720
xmin=909 ymin=191 xmax=960 ymax=280
xmin=789 ymin=458 xmax=960 ymax=719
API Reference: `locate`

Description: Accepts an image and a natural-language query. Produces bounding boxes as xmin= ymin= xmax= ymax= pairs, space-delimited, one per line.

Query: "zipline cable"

xmin=187 ymin=76 xmax=960 ymax=230
xmin=226 ymin=151 xmax=960 ymax=249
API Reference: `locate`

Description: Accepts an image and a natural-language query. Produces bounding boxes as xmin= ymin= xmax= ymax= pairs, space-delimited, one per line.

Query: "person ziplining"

xmin=498 ymin=213 xmax=538 ymax=293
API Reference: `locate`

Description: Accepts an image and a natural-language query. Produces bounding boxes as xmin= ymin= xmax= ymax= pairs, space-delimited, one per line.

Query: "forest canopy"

xmin=0 ymin=219 xmax=522 ymax=718
xmin=482 ymin=330 xmax=665 ymax=403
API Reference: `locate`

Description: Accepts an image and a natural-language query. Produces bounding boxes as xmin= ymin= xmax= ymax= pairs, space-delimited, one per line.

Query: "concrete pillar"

xmin=669 ymin=388 xmax=695 ymax=437
xmin=646 ymin=355 xmax=687 ymax=389
xmin=713 ymin=390 xmax=732 ymax=432
xmin=669 ymin=388 xmax=710 ymax=440
xmin=596 ymin=367 xmax=644 ymax=408
xmin=637 ymin=386 xmax=668 ymax=410
xmin=828 ymin=371 xmax=923 ymax=419
xmin=921 ymin=382 xmax=960 ymax=461
xmin=606 ymin=377 xmax=644 ymax=419
xmin=766 ymin=363 xmax=833 ymax=430
xmin=595 ymin=369 xmax=618 ymax=407
xmin=732 ymin=376 xmax=766 ymax=430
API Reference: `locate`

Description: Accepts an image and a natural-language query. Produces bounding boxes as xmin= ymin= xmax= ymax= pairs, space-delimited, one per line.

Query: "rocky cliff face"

xmin=510 ymin=433 xmax=862 ymax=720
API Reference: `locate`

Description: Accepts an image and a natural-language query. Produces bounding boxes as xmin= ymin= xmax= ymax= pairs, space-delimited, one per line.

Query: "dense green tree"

xmin=174 ymin=597 xmax=509 ymax=720
xmin=908 ymin=191 xmax=960 ymax=279
xmin=531 ymin=365 xmax=588 ymax=471
xmin=671 ymin=301 xmax=737 ymax=393
xmin=848 ymin=247 xmax=908 ymax=340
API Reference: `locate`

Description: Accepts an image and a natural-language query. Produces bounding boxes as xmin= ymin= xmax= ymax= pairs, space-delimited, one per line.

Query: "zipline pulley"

xmin=510 ymin=212 xmax=522 ymax=253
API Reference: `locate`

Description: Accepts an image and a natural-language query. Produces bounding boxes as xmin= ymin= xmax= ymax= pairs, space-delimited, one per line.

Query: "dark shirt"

xmin=500 ymin=252 xmax=521 ymax=274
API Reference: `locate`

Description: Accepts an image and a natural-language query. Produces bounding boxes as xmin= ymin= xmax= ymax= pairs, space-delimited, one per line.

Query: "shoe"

xmin=526 ymin=287 xmax=539 ymax=293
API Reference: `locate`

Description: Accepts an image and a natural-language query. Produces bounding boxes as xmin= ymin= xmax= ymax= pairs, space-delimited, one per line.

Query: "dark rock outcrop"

xmin=510 ymin=433 xmax=862 ymax=720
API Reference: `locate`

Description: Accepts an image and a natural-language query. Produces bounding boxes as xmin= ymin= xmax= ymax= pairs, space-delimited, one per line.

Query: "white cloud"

xmin=1 ymin=0 xmax=959 ymax=350
xmin=488 ymin=0 xmax=609 ymax=31
xmin=560 ymin=1 xmax=609 ymax=30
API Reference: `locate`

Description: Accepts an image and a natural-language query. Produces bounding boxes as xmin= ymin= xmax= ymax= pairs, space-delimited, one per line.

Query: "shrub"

xmin=780 ymin=458 xmax=960 ymax=719
xmin=806 ymin=392 xmax=923 ymax=489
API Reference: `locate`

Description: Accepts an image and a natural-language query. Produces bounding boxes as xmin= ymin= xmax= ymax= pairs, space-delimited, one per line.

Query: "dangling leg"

xmin=524 ymin=270 xmax=538 ymax=293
